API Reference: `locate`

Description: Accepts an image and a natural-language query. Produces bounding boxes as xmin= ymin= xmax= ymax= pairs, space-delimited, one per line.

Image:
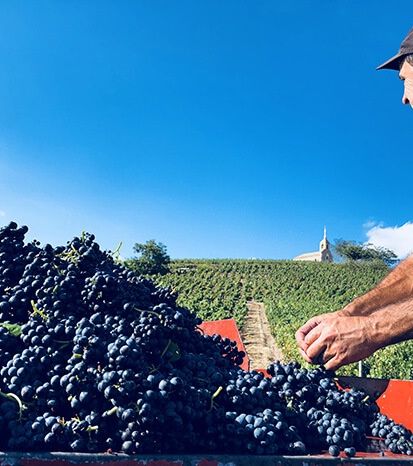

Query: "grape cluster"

xmin=0 ymin=221 xmax=411 ymax=457
xmin=370 ymin=414 xmax=413 ymax=455
xmin=263 ymin=362 xmax=376 ymax=456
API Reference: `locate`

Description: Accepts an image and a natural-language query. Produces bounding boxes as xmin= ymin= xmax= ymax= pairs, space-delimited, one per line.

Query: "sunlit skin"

xmin=399 ymin=60 xmax=413 ymax=107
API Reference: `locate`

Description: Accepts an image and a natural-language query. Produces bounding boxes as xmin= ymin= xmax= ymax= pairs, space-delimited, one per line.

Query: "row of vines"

xmin=156 ymin=260 xmax=413 ymax=379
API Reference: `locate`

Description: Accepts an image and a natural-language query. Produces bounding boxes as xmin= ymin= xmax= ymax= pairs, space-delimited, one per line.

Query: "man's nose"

xmin=402 ymin=92 xmax=410 ymax=105
xmin=402 ymin=82 xmax=410 ymax=105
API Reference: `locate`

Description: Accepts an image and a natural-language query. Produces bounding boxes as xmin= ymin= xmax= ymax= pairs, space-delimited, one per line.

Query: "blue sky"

xmin=0 ymin=1 xmax=412 ymax=259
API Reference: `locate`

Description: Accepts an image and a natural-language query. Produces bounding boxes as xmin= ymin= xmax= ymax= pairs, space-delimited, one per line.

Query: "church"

xmin=293 ymin=227 xmax=333 ymax=263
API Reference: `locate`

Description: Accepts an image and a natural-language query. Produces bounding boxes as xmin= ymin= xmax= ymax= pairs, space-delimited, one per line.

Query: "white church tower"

xmin=293 ymin=227 xmax=333 ymax=263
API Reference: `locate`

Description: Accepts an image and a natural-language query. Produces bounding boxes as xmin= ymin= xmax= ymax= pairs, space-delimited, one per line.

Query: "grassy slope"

xmin=156 ymin=260 xmax=413 ymax=379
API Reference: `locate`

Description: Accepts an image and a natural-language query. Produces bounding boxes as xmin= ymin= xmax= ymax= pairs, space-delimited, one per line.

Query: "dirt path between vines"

xmin=241 ymin=301 xmax=283 ymax=370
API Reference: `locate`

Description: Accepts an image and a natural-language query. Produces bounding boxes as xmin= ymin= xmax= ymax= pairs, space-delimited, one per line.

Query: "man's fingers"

xmin=324 ymin=355 xmax=342 ymax=371
xmin=295 ymin=329 xmax=308 ymax=352
xmin=298 ymin=347 xmax=312 ymax=364
xmin=305 ymin=338 xmax=327 ymax=362
xmin=296 ymin=317 xmax=321 ymax=349
xmin=295 ymin=327 xmax=304 ymax=343
xmin=304 ymin=325 xmax=322 ymax=347
xmin=298 ymin=318 xmax=320 ymax=336
xmin=295 ymin=325 xmax=309 ymax=346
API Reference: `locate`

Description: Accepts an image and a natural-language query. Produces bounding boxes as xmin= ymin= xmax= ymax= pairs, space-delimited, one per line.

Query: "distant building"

xmin=293 ymin=227 xmax=333 ymax=263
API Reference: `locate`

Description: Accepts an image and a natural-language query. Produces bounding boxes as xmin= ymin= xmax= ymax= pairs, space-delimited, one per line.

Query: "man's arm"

xmin=340 ymin=255 xmax=413 ymax=316
xmin=303 ymin=296 xmax=413 ymax=370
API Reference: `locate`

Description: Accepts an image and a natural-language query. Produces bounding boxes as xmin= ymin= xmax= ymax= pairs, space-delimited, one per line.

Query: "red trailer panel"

xmin=377 ymin=379 xmax=413 ymax=431
xmin=5 ymin=451 xmax=413 ymax=465
xmin=198 ymin=318 xmax=250 ymax=370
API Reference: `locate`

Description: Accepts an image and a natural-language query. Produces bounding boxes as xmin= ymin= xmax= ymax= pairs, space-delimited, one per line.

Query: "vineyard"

xmin=156 ymin=260 xmax=413 ymax=379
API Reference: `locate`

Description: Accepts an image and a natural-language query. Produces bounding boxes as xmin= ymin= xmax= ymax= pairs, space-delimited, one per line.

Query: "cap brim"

xmin=377 ymin=51 xmax=406 ymax=70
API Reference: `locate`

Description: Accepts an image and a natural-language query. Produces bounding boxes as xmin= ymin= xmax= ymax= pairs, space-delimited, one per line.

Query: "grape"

xmin=344 ymin=446 xmax=356 ymax=457
xmin=329 ymin=445 xmax=340 ymax=457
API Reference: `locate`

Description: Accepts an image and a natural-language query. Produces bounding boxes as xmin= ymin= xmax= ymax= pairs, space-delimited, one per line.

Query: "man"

xmin=296 ymin=27 xmax=413 ymax=370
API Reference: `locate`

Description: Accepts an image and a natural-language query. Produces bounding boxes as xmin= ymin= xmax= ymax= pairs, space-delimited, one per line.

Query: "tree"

xmin=334 ymin=240 xmax=398 ymax=267
xmin=126 ymin=240 xmax=171 ymax=275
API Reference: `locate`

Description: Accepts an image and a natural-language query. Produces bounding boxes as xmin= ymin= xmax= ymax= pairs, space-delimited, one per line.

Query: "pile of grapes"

xmin=0 ymin=221 xmax=412 ymax=456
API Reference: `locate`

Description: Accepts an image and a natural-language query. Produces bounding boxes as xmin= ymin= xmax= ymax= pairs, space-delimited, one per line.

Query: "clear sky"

xmin=0 ymin=1 xmax=412 ymax=259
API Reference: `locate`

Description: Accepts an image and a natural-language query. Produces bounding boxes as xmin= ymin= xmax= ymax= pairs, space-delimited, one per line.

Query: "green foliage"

xmin=126 ymin=240 xmax=171 ymax=276
xmin=154 ymin=259 xmax=413 ymax=379
xmin=334 ymin=240 xmax=398 ymax=267
xmin=367 ymin=342 xmax=413 ymax=379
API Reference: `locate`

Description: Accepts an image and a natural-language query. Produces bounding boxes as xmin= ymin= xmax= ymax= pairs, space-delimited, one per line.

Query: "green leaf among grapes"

xmin=0 ymin=322 xmax=22 ymax=337
xmin=167 ymin=341 xmax=181 ymax=362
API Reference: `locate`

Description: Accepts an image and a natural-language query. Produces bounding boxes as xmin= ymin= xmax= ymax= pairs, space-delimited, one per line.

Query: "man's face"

xmin=399 ymin=60 xmax=413 ymax=108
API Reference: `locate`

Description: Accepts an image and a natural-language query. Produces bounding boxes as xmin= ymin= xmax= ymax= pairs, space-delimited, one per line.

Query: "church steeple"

xmin=319 ymin=226 xmax=329 ymax=253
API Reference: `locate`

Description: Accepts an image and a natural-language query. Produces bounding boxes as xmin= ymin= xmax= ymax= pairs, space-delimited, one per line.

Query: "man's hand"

xmin=297 ymin=314 xmax=379 ymax=370
xmin=295 ymin=311 xmax=339 ymax=363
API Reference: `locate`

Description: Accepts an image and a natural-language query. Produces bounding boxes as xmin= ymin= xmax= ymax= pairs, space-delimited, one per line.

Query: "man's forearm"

xmin=340 ymin=255 xmax=413 ymax=316
xmin=369 ymin=296 xmax=413 ymax=348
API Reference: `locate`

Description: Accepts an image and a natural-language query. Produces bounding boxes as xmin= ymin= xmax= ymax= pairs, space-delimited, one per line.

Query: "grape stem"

xmin=208 ymin=386 xmax=223 ymax=412
xmin=161 ymin=340 xmax=172 ymax=358
xmin=0 ymin=390 xmax=25 ymax=420
xmin=30 ymin=301 xmax=47 ymax=321
xmin=103 ymin=406 xmax=118 ymax=417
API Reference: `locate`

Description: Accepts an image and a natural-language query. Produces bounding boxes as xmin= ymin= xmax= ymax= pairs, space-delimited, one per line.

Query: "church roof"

xmin=293 ymin=251 xmax=320 ymax=260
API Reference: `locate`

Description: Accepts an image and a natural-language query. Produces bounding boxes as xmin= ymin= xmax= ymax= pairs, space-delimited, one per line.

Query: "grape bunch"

xmin=370 ymin=414 xmax=413 ymax=455
xmin=0 ymin=220 xmax=411 ymax=457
